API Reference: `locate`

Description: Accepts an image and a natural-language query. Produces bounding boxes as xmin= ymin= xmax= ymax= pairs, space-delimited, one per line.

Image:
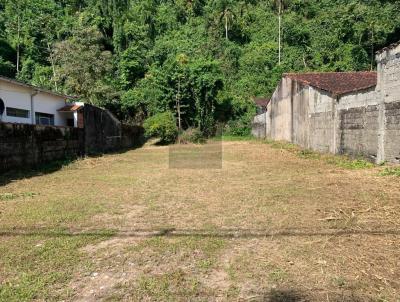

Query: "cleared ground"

xmin=0 ymin=140 xmax=399 ymax=301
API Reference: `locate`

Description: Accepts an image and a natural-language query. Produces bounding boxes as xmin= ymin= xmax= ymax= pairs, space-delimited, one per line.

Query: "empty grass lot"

xmin=0 ymin=140 xmax=399 ymax=301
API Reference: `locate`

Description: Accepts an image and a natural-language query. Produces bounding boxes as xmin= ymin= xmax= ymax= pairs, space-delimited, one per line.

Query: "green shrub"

xmin=143 ymin=111 xmax=178 ymax=144
xmin=178 ymin=128 xmax=206 ymax=144
xmin=224 ymin=118 xmax=252 ymax=137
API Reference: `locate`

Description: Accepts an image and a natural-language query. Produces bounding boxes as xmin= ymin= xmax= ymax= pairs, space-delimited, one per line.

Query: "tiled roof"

xmin=284 ymin=72 xmax=377 ymax=96
xmin=253 ymin=97 xmax=270 ymax=108
xmin=57 ymin=104 xmax=83 ymax=112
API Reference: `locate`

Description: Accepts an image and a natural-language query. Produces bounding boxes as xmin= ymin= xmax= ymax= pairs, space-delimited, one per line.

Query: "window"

xmin=6 ymin=107 xmax=30 ymax=118
xmin=66 ymin=118 xmax=74 ymax=127
xmin=35 ymin=112 xmax=54 ymax=126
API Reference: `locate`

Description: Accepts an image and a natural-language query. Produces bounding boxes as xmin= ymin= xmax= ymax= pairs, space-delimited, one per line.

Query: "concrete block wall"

xmin=0 ymin=122 xmax=84 ymax=172
xmin=265 ymin=77 xmax=399 ymax=163
xmin=338 ymin=104 xmax=379 ymax=160
xmin=1 ymin=105 xmax=145 ymax=172
xmin=384 ymin=102 xmax=400 ymax=162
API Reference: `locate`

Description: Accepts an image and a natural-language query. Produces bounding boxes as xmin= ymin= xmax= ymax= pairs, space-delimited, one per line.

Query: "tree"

xmin=53 ymin=26 xmax=114 ymax=104
xmin=214 ymin=0 xmax=236 ymax=40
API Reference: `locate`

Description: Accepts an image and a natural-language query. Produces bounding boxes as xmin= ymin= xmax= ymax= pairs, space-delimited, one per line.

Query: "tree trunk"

xmin=47 ymin=43 xmax=58 ymax=91
xmin=176 ymin=78 xmax=182 ymax=131
xmin=16 ymin=15 xmax=20 ymax=73
xmin=225 ymin=12 xmax=228 ymax=40
xmin=278 ymin=1 xmax=281 ymax=65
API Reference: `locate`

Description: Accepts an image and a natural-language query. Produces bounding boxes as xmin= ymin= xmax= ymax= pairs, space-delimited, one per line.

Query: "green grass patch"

xmin=325 ymin=156 xmax=374 ymax=170
xmin=134 ymin=270 xmax=201 ymax=300
xmin=264 ymin=139 xmax=374 ymax=170
xmin=0 ymin=230 xmax=114 ymax=302
xmin=213 ymin=135 xmax=255 ymax=142
xmin=379 ymin=167 xmax=400 ymax=176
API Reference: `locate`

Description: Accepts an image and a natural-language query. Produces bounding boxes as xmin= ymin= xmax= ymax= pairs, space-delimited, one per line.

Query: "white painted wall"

xmin=0 ymin=79 xmax=70 ymax=126
xmin=33 ymin=91 xmax=68 ymax=126
xmin=0 ymin=81 xmax=32 ymax=124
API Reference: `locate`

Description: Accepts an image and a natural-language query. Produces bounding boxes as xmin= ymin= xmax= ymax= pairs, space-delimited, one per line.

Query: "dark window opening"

xmin=6 ymin=107 xmax=30 ymax=118
xmin=66 ymin=118 xmax=74 ymax=127
xmin=35 ymin=112 xmax=54 ymax=126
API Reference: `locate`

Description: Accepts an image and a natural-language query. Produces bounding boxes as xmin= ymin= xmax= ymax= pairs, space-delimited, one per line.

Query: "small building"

xmin=0 ymin=76 xmax=83 ymax=127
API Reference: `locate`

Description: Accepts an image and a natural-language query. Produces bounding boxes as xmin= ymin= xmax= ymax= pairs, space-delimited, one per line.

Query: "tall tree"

xmin=53 ymin=26 xmax=114 ymax=104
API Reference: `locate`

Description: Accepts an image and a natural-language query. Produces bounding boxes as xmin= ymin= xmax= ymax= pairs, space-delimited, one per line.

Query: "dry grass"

xmin=0 ymin=140 xmax=399 ymax=301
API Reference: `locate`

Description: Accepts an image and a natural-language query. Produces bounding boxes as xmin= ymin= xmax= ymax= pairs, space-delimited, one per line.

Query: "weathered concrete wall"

xmin=308 ymin=87 xmax=336 ymax=153
xmin=336 ymin=88 xmax=379 ymax=161
xmin=84 ymin=104 xmax=144 ymax=154
xmin=1 ymin=105 xmax=144 ymax=172
xmin=251 ymin=112 xmax=266 ymax=138
xmin=0 ymin=122 xmax=84 ymax=172
xmin=268 ymin=78 xmax=294 ymax=142
xmin=376 ymin=43 xmax=400 ymax=163
xmin=265 ymin=77 xmax=396 ymax=162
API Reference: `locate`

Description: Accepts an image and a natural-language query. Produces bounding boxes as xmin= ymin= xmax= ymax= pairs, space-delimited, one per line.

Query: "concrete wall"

xmin=0 ymin=80 xmax=70 ymax=126
xmin=0 ymin=122 xmax=84 ymax=172
xmin=1 ymin=105 xmax=144 ymax=172
xmin=84 ymin=104 xmax=144 ymax=155
xmin=267 ymin=77 xmax=293 ymax=142
xmin=251 ymin=112 xmax=267 ymax=138
xmin=376 ymin=43 xmax=400 ymax=163
xmin=265 ymin=76 xmax=397 ymax=162
xmin=337 ymin=89 xmax=379 ymax=161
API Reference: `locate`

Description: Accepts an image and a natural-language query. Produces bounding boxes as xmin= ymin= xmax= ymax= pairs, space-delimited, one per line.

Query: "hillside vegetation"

xmin=1 ymin=0 xmax=400 ymax=135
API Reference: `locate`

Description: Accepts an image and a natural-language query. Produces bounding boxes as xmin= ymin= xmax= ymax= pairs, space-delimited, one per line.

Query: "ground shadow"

xmin=0 ymin=143 xmax=145 ymax=187
xmin=264 ymin=289 xmax=307 ymax=302
xmin=0 ymin=157 xmax=77 ymax=187
xmin=0 ymin=226 xmax=399 ymax=239
xmin=261 ymin=288 xmax=364 ymax=302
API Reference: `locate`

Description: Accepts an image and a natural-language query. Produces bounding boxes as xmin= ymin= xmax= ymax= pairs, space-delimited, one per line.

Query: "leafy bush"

xmin=178 ymin=128 xmax=206 ymax=144
xmin=224 ymin=118 xmax=252 ymax=137
xmin=143 ymin=111 xmax=178 ymax=144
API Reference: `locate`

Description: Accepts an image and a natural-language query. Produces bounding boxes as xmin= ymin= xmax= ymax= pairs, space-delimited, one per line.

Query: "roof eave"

xmin=0 ymin=76 xmax=78 ymax=100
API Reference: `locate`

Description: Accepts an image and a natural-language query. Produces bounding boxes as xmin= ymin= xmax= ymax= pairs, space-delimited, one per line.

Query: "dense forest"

xmin=1 ymin=0 xmax=400 ymax=138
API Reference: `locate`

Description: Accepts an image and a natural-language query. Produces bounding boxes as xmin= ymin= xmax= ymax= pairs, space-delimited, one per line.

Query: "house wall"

xmin=33 ymin=92 xmax=67 ymax=126
xmin=0 ymin=80 xmax=68 ymax=126
xmin=0 ymin=81 xmax=32 ymax=124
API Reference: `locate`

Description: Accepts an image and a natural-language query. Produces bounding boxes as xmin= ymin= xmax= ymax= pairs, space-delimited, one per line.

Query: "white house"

xmin=0 ymin=76 xmax=83 ymax=127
